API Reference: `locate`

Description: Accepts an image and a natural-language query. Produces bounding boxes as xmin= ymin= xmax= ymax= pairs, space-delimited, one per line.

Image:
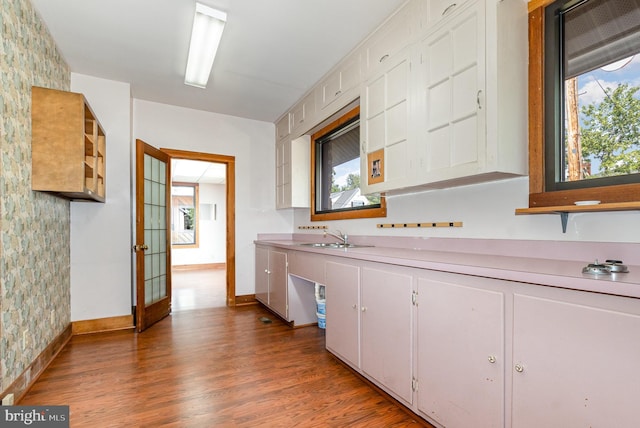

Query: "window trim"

xmin=171 ymin=182 xmax=200 ymax=249
xmin=528 ymin=0 xmax=640 ymax=208
xmin=310 ymin=105 xmax=387 ymax=221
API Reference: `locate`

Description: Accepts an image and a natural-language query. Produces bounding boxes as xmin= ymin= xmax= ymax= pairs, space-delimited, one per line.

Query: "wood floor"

xmin=20 ymin=305 xmax=431 ymax=427
xmin=171 ymin=267 xmax=227 ymax=311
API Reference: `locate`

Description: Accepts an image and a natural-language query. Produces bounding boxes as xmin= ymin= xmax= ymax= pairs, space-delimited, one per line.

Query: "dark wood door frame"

xmin=161 ymin=148 xmax=237 ymax=306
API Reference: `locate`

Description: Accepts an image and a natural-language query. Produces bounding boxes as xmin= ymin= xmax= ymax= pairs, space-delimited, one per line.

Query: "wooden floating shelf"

xmin=515 ymin=202 xmax=640 ymax=215
xmin=377 ymin=222 xmax=463 ymax=228
xmin=515 ymin=202 xmax=640 ymax=233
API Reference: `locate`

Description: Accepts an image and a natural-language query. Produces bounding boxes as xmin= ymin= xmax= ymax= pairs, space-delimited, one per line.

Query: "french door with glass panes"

xmin=134 ymin=139 xmax=171 ymax=332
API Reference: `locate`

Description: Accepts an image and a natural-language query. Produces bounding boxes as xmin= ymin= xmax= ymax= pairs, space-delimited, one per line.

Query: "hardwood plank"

xmin=20 ymin=306 xmax=431 ymax=427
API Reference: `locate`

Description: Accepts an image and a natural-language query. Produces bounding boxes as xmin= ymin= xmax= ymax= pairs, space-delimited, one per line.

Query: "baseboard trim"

xmin=172 ymin=263 xmax=226 ymax=271
xmin=234 ymin=294 xmax=257 ymax=306
xmin=4 ymin=324 xmax=72 ymax=404
xmin=72 ymin=314 xmax=134 ymax=335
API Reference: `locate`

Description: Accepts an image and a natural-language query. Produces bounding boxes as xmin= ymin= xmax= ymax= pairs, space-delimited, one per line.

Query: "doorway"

xmin=163 ymin=148 xmax=236 ymax=308
xmin=170 ymin=159 xmax=226 ymax=310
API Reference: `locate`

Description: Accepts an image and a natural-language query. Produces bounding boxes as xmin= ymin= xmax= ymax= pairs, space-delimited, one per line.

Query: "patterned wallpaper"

xmin=1 ymin=0 xmax=71 ymax=390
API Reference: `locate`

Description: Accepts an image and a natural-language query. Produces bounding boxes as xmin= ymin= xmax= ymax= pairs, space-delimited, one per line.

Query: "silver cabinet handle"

xmin=488 ymin=355 xmax=496 ymax=364
xmin=515 ymin=364 xmax=524 ymax=373
xmin=352 ymin=304 xmax=357 ymax=309
xmin=477 ymin=90 xmax=482 ymax=109
xmin=361 ymin=306 xmax=367 ymax=312
xmin=442 ymin=3 xmax=457 ymax=16
xmin=335 ymin=90 xmax=342 ymax=97
xmin=379 ymin=54 xmax=390 ymax=63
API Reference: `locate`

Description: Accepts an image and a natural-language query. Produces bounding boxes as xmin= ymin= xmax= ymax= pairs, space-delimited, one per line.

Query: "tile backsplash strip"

xmin=1 ymin=0 xmax=71 ymax=392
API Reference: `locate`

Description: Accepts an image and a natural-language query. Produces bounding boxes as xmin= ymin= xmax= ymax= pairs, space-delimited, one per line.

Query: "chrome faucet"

xmin=324 ymin=229 xmax=348 ymax=246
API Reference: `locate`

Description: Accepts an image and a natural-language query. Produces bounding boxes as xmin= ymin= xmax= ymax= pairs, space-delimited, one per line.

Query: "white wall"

xmin=70 ymin=74 xmax=133 ymax=321
xmin=172 ymin=182 xmax=227 ymax=266
xmin=133 ymin=99 xmax=294 ymax=295
xmin=294 ymin=176 xmax=640 ymax=243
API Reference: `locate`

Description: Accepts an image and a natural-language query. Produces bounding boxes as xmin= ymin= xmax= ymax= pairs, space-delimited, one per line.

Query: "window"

xmin=529 ymin=0 xmax=640 ymax=206
xmin=171 ymin=183 xmax=199 ymax=247
xmin=310 ymin=105 xmax=386 ymax=221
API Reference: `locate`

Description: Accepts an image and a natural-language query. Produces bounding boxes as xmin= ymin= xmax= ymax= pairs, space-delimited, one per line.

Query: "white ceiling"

xmin=172 ymin=159 xmax=226 ymax=184
xmin=30 ymin=0 xmax=406 ymax=123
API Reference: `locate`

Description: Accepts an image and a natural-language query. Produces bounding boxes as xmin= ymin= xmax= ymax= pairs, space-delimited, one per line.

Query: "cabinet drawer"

xmin=361 ymin=0 xmax=419 ymax=78
xmin=425 ymin=0 xmax=471 ymax=29
xmin=288 ymin=251 xmax=325 ymax=284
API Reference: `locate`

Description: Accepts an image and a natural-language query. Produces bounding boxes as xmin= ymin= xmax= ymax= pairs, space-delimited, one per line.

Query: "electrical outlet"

xmin=50 ymin=309 xmax=56 ymax=326
xmin=22 ymin=330 xmax=29 ymax=350
xmin=2 ymin=393 xmax=14 ymax=406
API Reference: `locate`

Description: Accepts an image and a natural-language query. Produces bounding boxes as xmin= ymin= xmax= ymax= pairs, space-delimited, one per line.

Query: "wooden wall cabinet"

xmin=31 ymin=86 xmax=106 ymax=202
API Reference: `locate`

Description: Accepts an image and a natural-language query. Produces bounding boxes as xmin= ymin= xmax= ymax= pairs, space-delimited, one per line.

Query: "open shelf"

xmin=516 ymin=202 xmax=640 ymax=232
xmin=32 ymin=86 xmax=106 ymax=202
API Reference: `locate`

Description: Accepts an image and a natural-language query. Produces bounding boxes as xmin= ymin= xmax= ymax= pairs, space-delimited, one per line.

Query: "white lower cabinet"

xmin=254 ymin=245 xmax=288 ymax=319
xmin=262 ymin=248 xmax=640 ymax=427
xmin=325 ymin=260 xmax=414 ymax=405
xmin=416 ymin=273 xmax=505 ymax=427
xmin=325 ymin=261 xmax=360 ymax=369
xmin=511 ymin=289 xmax=640 ymax=428
xmin=361 ymin=267 xmax=414 ymax=404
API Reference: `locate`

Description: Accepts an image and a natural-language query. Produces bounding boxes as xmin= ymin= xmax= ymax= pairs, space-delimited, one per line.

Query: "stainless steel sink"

xmin=298 ymin=242 xmax=373 ymax=249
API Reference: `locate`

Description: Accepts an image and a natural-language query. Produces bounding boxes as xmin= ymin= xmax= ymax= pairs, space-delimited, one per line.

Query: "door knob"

xmin=132 ymin=244 xmax=149 ymax=252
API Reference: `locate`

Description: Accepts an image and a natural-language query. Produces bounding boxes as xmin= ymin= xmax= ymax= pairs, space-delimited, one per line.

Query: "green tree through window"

xmin=580 ymin=83 xmax=640 ymax=178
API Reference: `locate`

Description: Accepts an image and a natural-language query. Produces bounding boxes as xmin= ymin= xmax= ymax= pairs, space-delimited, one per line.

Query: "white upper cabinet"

xmin=317 ymin=54 xmax=361 ymax=112
xmin=423 ymin=0 xmax=473 ymax=29
xmin=417 ymin=1 xmax=486 ymax=183
xmin=359 ymin=0 xmax=527 ymax=195
xmin=275 ymin=114 xmax=290 ymax=141
xmin=360 ymin=0 xmax=420 ymax=79
xmin=276 ymin=135 xmax=310 ymax=209
xmin=290 ymin=91 xmax=315 ymax=135
xmin=360 ymin=45 xmax=416 ymax=195
xmin=274 ymin=0 xmax=527 ymax=198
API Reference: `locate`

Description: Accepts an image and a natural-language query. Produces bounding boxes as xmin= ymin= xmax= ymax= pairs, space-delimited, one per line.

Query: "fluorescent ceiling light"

xmin=184 ymin=3 xmax=227 ymax=88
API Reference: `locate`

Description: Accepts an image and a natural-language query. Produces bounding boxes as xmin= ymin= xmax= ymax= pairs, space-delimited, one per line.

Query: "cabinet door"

xmin=417 ymin=275 xmax=504 ymax=428
xmin=276 ymin=114 xmax=290 ymax=141
xmin=275 ymin=139 xmax=288 ymax=209
xmin=319 ymin=56 xmax=360 ymax=111
xmin=419 ymin=3 xmax=485 ymax=182
xmin=255 ymin=246 xmax=269 ymax=305
xmin=361 ymin=47 xmax=413 ymax=194
xmin=361 ymin=267 xmax=413 ymax=404
xmin=361 ymin=0 xmax=419 ymax=78
xmin=290 ymin=92 xmax=315 ymax=134
xmin=268 ymin=250 xmax=288 ymax=319
xmin=512 ymin=293 xmax=640 ymax=428
xmin=325 ymin=261 xmax=360 ymax=369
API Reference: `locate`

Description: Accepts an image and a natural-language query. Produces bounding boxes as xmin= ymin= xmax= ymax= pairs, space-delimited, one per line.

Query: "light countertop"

xmin=255 ymin=236 xmax=640 ymax=299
